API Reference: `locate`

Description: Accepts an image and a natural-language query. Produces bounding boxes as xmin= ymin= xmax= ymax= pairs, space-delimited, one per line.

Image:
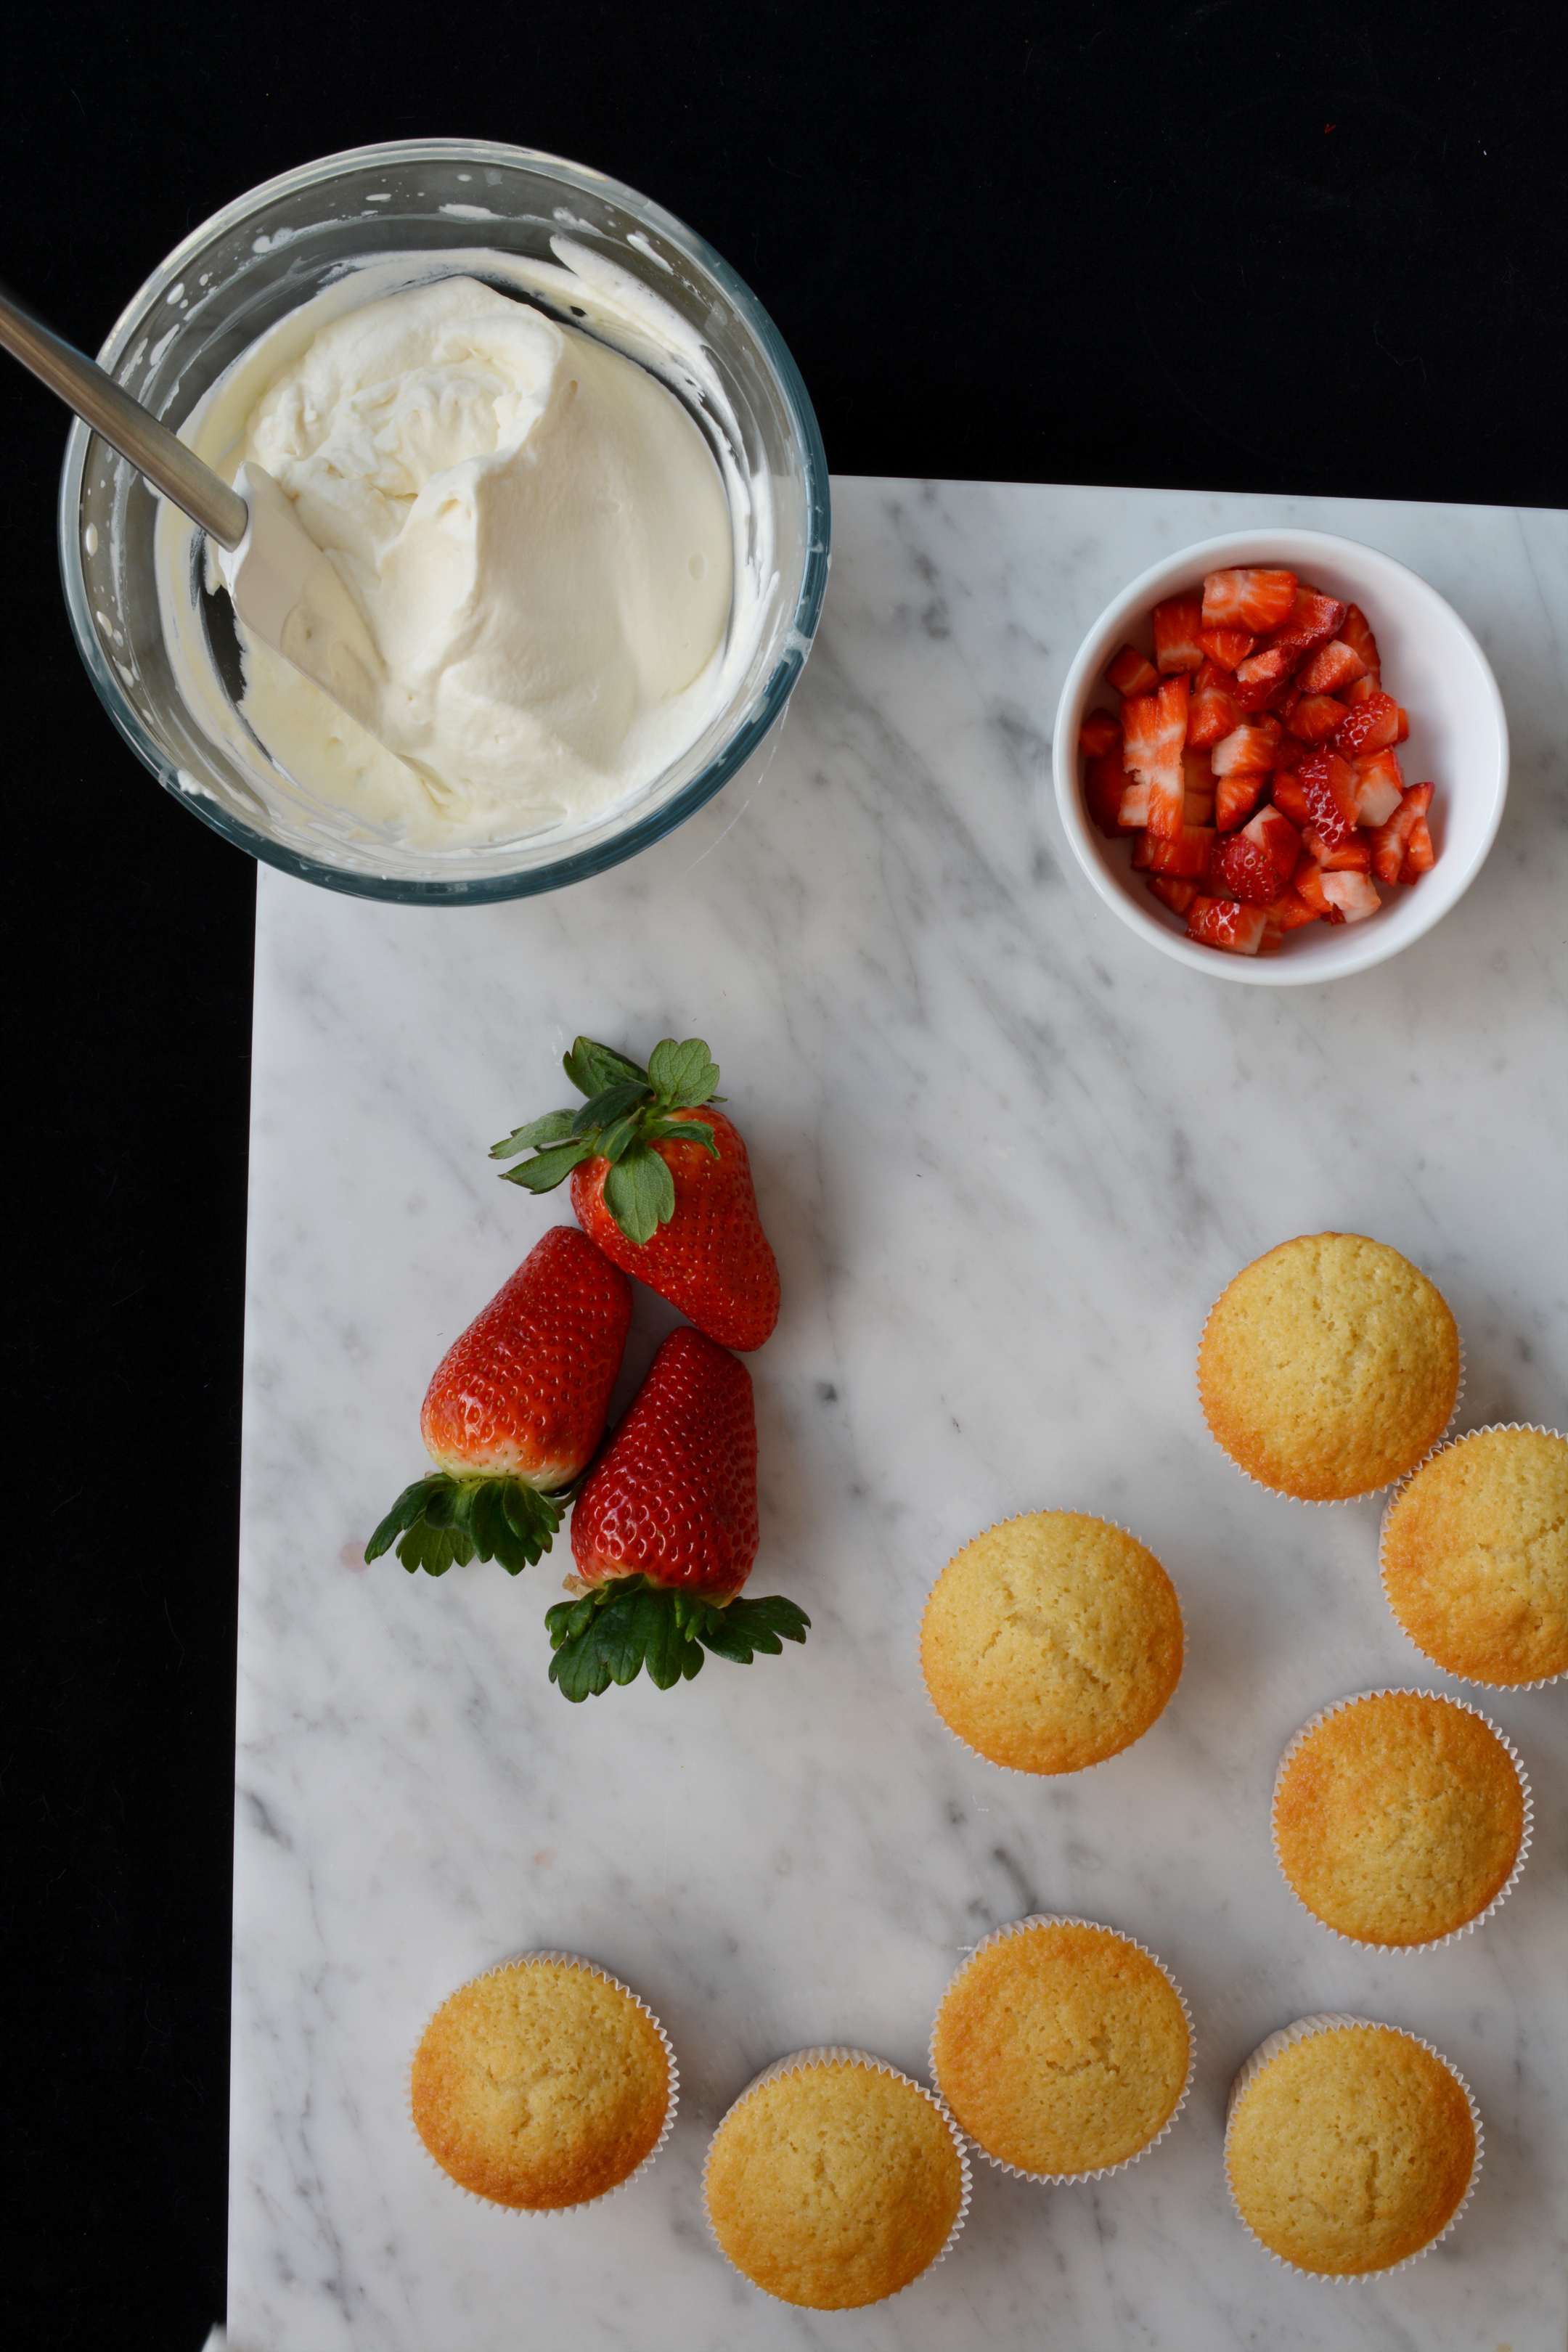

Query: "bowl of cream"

xmin=58 ymin=139 xmax=830 ymax=901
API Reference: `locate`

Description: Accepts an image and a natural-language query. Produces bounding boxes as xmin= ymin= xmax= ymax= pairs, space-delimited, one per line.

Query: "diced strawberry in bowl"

xmin=1058 ymin=530 xmax=1501 ymax=979
xmin=1201 ymin=568 xmax=1298 ymax=634
xmin=1153 ymin=594 xmax=1205 ymax=674
xmin=1079 ymin=709 xmax=1122 ymax=759
xmin=1296 ymin=638 xmax=1368 ymax=695
xmin=1105 ymin=643 xmax=1160 ymax=698
xmin=1186 ymin=895 xmax=1270 ymax=954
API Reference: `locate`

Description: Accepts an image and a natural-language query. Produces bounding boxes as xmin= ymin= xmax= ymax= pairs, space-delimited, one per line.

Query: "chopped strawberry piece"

xmin=1242 ymin=804 xmax=1302 ymax=881
xmin=1119 ymin=779 xmax=1149 ymax=828
xmin=1215 ymin=772 xmax=1266 ymax=831
xmin=1273 ymin=730 xmax=1310 ymax=774
xmin=1187 ymin=894 xmax=1270 ymax=955
xmin=1231 ymin=645 xmax=1296 ymax=710
xmin=1079 ymin=708 xmax=1123 ymax=759
xmin=1266 ymin=887 xmax=1321 ymax=932
xmin=1262 ymin=588 xmax=1347 ymax=664
xmin=1292 ymin=857 xmax=1346 ymax=923
xmin=1400 ymin=817 xmax=1435 ymax=882
xmin=1197 ymin=625 xmax=1255 ymax=671
xmin=1211 ymin=719 xmax=1281 ymax=777
xmin=1153 ymin=595 xmax=1205 ymax=674
xmin=1188 ymin=660 xmax=1243 ymax=748
xmin=1202 ymin=568 xmax=1298 ymax=634
xmin=1122 ymin=676 xmax=1188 ymax=839
xmin=1296 ymin=638 xmax=1368 ymax=695
xmin=1340 ymin=603 xmax=1381 ymax=685
xmin=1321 ymin=871 xmax=1381 ymax=923
xmin=1291 ymin=693 xmax=1349 ymax=743
xmin=1106 ymin=643 xmax=1160 ymax=698
xmin=1144 ymin=823 xmax=1216 ymax=878
xmin=1147 ymin=874 xmax=1200 ymax=915
xmin=1208 ymin=830 xmax=1284 ymax=905
xmin=1332 ymin=692 xmax=1408 ymax=757
xmin=1342 ymin=673 xmax=1379 ymax=706
xmin=1367 ymin=781 xmax=1433 ymax=884
xmin=1085 ymin=750 xmax=1131 ymax=836
xmin=1294 ymin=748 xmax=1359 ymax=849
xmin=1302 ymin=828 xmax=1373 ymax=873
xmin=1349 ymin=746 xmax=1404 ymax=827
xmin=1271 ymin=772 xmax=1312 ymax=829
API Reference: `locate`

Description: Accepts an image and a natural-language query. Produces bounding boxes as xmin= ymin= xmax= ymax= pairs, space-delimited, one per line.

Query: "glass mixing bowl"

xmin=57 ymin=139 xmax=830 ymax=903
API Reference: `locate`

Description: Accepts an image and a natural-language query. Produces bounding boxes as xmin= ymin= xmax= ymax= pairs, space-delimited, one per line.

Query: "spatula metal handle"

xmin=0 ymin=282 xmax=248 ymax=548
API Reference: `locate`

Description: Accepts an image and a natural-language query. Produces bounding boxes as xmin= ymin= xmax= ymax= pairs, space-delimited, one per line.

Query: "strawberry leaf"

xmin=597 ymin=1112 xmax=644 ymax=1165
xmin=642 ymin=1116 xmax=722 ymax=1156
xmin=489 ymin=1108 xmax=577 ymax=1160
xmin=603 ymin=1143 xmax=676 ymax=1245
xmin=367 ymin=1471 xmax=563 ymax=1577
xmin=564 ymin=1037 xmax=648 ymax=1098
xmin=544 ymin=1575 xmax=809 ymax=1700
xmin=498 ymin=1136 xmax=595 ymax=1193
xmin=572 ymin=1078 xmax=651 ymax=1135
xmin=648 ymin=1037 xmax=720 ymax=1109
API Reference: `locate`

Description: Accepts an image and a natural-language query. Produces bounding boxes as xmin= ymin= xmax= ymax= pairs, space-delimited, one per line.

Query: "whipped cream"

xmin=156 ymin=248 xmax=771 ymax=857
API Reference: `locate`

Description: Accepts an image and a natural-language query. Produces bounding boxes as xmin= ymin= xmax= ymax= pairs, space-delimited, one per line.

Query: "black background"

xmin=3 ymin=1 xmax=1563 ymax=2341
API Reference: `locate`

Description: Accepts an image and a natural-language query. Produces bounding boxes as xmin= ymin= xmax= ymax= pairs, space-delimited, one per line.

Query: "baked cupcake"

xmin=1198 ymin=1233 xmax=1460 ymax=1500
xmin=930 ymin=1916 xmax=1191 ymax=2179
xmin=1225 ymin=2016 xmax=1479 ymax=2277
xmin=1381 ymin=1424 xmax=1568 ymax=1686
xmin=703 ymin=2049 xmax=968 ymax=2309
xmin=410 ymin=1952 xmax=674 ymax=2210
xmin=920 ymin=1512 xmax=1183 ymax=1773
xmin=1273 ymin=1689 xmax=1529 ymax=1948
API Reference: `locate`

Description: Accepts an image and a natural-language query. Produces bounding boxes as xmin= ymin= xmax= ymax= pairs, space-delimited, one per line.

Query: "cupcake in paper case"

xmin=1381 ymin=1425 xmax=1568 ymax=1686
xmin=930 ymin=1916 xmax=1193 ymax=2181
xmin=703 ymin=2048 xmax=968 ymax=2309
xmin=410 ymin=1951 xmax=675 ymax=2211
xmin=920 ymin=1512 xmax=1183 ymax=1773
xmin=1225 ymin=2014 xmax=1481 ymax=2278
xmin=1198 ymin=1233 xmax=1461 ymax=1501
xmin=1273 ymin=1688 xmax=1530 ymax=1951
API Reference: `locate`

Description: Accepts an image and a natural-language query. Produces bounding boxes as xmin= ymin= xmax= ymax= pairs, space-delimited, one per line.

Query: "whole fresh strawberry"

xmin=491 ymin=1034 xmax=780 ymax=1351
xmin=366 ymin=1225 xmax=631 ymax=1577
xmin=544 ymin=1326 xmax=809 ymax=1701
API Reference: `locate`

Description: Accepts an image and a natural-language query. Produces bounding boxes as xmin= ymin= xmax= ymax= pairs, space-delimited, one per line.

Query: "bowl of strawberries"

xmin=1052 ymin=528 xmax=1508 ymax=981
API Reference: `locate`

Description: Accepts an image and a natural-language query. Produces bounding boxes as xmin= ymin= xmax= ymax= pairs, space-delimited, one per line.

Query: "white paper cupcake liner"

xmin=409 ymin=1948 xmax=678 ymax=2215
xmin=702 ymin=2044 xmax=971 ymax=2306
xmin=1379 ymin=1423 xmax=1568 ymax=1689
xmin=1195 ymin=1293 xmax=1466 ymax=1506
xmin=928 ymin=1914 xmax=1196 ymax=2184
xmin=1224 ymin=2012 xmax=1483 ymax=2280
xmin=1270 ymin=1688 xmax=1532 ymax=1953
xmin=919 ymin=1513 xmax=1185 ymax=1778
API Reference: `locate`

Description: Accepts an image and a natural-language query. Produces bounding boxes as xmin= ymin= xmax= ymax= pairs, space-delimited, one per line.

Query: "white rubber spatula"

xmin=0 ymin=282 xmax=385 ymax=731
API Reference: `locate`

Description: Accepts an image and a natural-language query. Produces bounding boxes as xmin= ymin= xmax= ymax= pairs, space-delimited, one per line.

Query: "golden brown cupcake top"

xmin=1198 ymin=1233 xmax=1459 ymax=1500
xmin=920 ymin=1512 xmax=1183 ymax=1773
xmin=1273 ymin=1690 xmax=1524 ymax=1945
xmin=703 ymin=2057 xmax=964 ymax=2310
xmin=1382 ymin=1426 xmax=1568 ymax=1685
xmin=1226 ymin=2022 xmax=1476 ymax=2275
xmin=410 ymin=1956 xmax=670 ymax=2210
xmin=931 ymin=1919 xmax=1190 ymax=2177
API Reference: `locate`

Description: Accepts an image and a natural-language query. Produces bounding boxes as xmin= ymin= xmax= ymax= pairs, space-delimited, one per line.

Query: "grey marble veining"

xmin=228 ymin=481 xmax=1567 ymax=2351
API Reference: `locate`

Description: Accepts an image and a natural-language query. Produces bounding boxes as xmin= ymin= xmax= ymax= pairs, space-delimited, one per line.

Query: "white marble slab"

xmin=227 ymin=480 xmax=1568 ymax=2352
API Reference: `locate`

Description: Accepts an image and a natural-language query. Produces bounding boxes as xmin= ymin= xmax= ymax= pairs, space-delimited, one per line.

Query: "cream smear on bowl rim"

xmin=154 ymin=239 xmax=777 ymax=856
